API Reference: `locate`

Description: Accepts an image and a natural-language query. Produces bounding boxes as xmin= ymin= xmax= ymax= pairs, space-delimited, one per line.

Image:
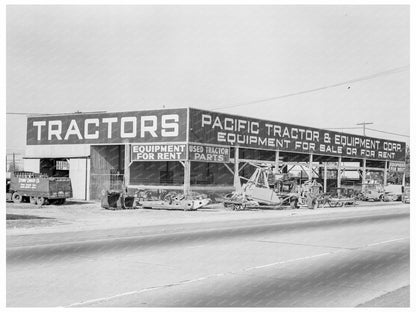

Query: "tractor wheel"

xmin=36 ymin=197 xmax=45 ymax=206
xmin=30 ymin=196 xmax=37 ymax=205
xmin=290 ymin=199 xmax=298 ymax=209
xmin=313 ymin=198 xmax=319 ymax=209
xmin=12 ymin=192 xmax=22 ymax=204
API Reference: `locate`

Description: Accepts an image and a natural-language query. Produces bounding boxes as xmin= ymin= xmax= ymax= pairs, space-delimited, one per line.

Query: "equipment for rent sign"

xmin=27 ymin=109 xmax=187 ymax=145
xmin=188 ymin=108 xmax=406 ymax=161
xmin=131 ymin=144 xmax=186 ymax=161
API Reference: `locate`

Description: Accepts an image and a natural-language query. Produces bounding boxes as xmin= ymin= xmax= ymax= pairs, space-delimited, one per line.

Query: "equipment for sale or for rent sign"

xmin=188 ymin=108 xmax=406 ymax=161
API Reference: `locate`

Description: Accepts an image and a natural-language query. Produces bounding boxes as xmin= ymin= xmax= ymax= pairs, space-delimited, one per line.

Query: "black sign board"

xmin=188 ymin=144 xmax=230 ymax=162
xmin=131 ymin=144 xmax=186 ymax=161
xmin=188 ymin=108 xmax=406 ymax=161
xmin=27 ymin=109 xmax=187 ymax=145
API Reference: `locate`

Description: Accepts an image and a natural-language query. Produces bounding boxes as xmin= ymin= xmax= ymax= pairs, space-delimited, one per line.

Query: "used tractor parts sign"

xmin=188 ymin=144 xmax=230 ymax=162
xmin=131 ymin=144 xmax=186 ymax=161
xmin=27 ymin=108 xmax=187 ymax=145
xmin=188 ymin=108 xmax=406 ymax=161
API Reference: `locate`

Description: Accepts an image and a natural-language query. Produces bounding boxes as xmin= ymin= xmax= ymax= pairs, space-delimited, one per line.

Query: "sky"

xmin=6 ymin=5 xmax=410 ymax=156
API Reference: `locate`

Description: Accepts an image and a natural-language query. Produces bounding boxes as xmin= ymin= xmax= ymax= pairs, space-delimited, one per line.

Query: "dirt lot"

xmin=6 ymin=199 xmax=407 ymax=236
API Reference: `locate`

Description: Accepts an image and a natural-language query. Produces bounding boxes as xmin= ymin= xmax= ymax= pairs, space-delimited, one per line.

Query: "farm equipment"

xmin=101 ymin=188 xmax=211 ymax=211
xmin=298 ymin=180 xmax=324 ymax=209
xmin=6 ymin=171 xmax=72 ymax=205
xmin=101 ymin=189 xmax=138 ymax=210
xmin=359 ymin=183 xmax=385 ymax=201
xmin=223 ymin=164 xmax=300 ymax=210
xmin=138 ymin=191 xmax=211 ymax=211
xmin=322 ymin=187 xmax=357 ymax=207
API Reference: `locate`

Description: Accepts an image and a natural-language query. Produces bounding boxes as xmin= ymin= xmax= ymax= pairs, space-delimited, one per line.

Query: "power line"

xmin=212 ymin=65 xmax=409 ymax=110
xmin=6 ymin=112 xmax=50 ymax=116
xmin=366 ymin=128 xmax=410 ymax=138
xmin=6 ymin=110 xmax=108 ymax=116
xmin=324 ymin=127 xmax=362 ymax=130
xmin=325 ymin=126 xmax=409 ymax=138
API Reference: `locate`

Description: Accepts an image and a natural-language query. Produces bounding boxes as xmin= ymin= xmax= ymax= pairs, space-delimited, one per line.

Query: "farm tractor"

xmin=224 ymin=163 xmax=322 ymax=210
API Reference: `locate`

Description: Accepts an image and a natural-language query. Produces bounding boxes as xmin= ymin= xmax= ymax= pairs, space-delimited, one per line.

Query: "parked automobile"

xmin=402 ymin=186 xmax=410 ymax=204
xmin=360 ymin=184 xmax=385 ymax=201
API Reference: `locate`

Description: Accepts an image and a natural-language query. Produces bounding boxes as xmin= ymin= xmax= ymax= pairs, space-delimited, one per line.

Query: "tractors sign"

xmin=27 ymin=108 xmax=187 ymax=145
xmin=188 ymin=108 xmax=406 ymax=161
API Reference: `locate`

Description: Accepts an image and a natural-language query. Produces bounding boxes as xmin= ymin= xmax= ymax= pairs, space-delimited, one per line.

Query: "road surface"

xmin=7 ymin=206 xmax=410 ymax=307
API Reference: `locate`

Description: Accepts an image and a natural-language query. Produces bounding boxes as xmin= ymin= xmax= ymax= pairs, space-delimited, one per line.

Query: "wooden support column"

xmin=308 ymin=153 xmax=313 ymax=181
xmin=183 ymin=160 xmax=191 ymax=196
xmin=124 ymin=144 xmax=130 ymax=187
xmin=274 ymin=150 xmax=280 ymax=174
xmin=362 ymin=158 xmax=367 ymax=185
xmin=337 ymin=157 xmax=342 ymax=188
xmin=323 ymin=162 xmax=327 ymax=193
xmin=383 ymin=161 xmax=388 ymax=186
xmin=234 ymin=147 xmax=241 ymax=191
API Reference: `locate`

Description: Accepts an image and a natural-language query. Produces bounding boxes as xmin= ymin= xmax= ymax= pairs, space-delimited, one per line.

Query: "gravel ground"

xmin=6 ymin=200 xmax=407 ymax=235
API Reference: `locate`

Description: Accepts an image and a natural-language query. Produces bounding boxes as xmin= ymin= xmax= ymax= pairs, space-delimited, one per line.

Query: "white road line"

xmin=64 ymin=236 xmax=409 ymax=307
xmin=244 ymin=252 xmax=331 ymax=271
xmin=65 ymin=251 xmax=333 ymax=307
xmin=366 ymin=237 xmax=408 ymax=247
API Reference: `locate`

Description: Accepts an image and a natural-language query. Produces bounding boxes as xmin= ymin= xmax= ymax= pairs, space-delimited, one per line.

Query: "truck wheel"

xmin=12 ymin=192 xmax=22 ymax=203
xmin=30 ymin=196 xmax=37 ymax=205
xmin=290 ymin=199 xmax=298 ymax=209
xmin=36 ymin=197 xmax=45 ymax=206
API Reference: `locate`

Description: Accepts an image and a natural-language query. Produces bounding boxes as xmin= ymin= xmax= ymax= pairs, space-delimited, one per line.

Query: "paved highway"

xmin=7 ymin=206 xmax=409 ymax=307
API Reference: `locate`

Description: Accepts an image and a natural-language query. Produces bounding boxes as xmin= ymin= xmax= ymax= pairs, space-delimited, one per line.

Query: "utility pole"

xmin=356 ymin=122 xmax=373 ymax=136
xmin=357 ymin=122 xmax=373 ymax=186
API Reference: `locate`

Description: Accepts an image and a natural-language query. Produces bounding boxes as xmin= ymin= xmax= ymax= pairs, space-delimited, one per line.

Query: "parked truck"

xmin=6 ymin=171 xmax=72 ymax=205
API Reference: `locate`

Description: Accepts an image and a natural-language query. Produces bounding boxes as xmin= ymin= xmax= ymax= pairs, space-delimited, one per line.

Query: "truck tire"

xmin=290 ymin=199 xmax=298 ymax=209
xmin=12 ymin=192 xmax=22 ymax=203
xmin=36 ymin=197 xmax=45 ymax=206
